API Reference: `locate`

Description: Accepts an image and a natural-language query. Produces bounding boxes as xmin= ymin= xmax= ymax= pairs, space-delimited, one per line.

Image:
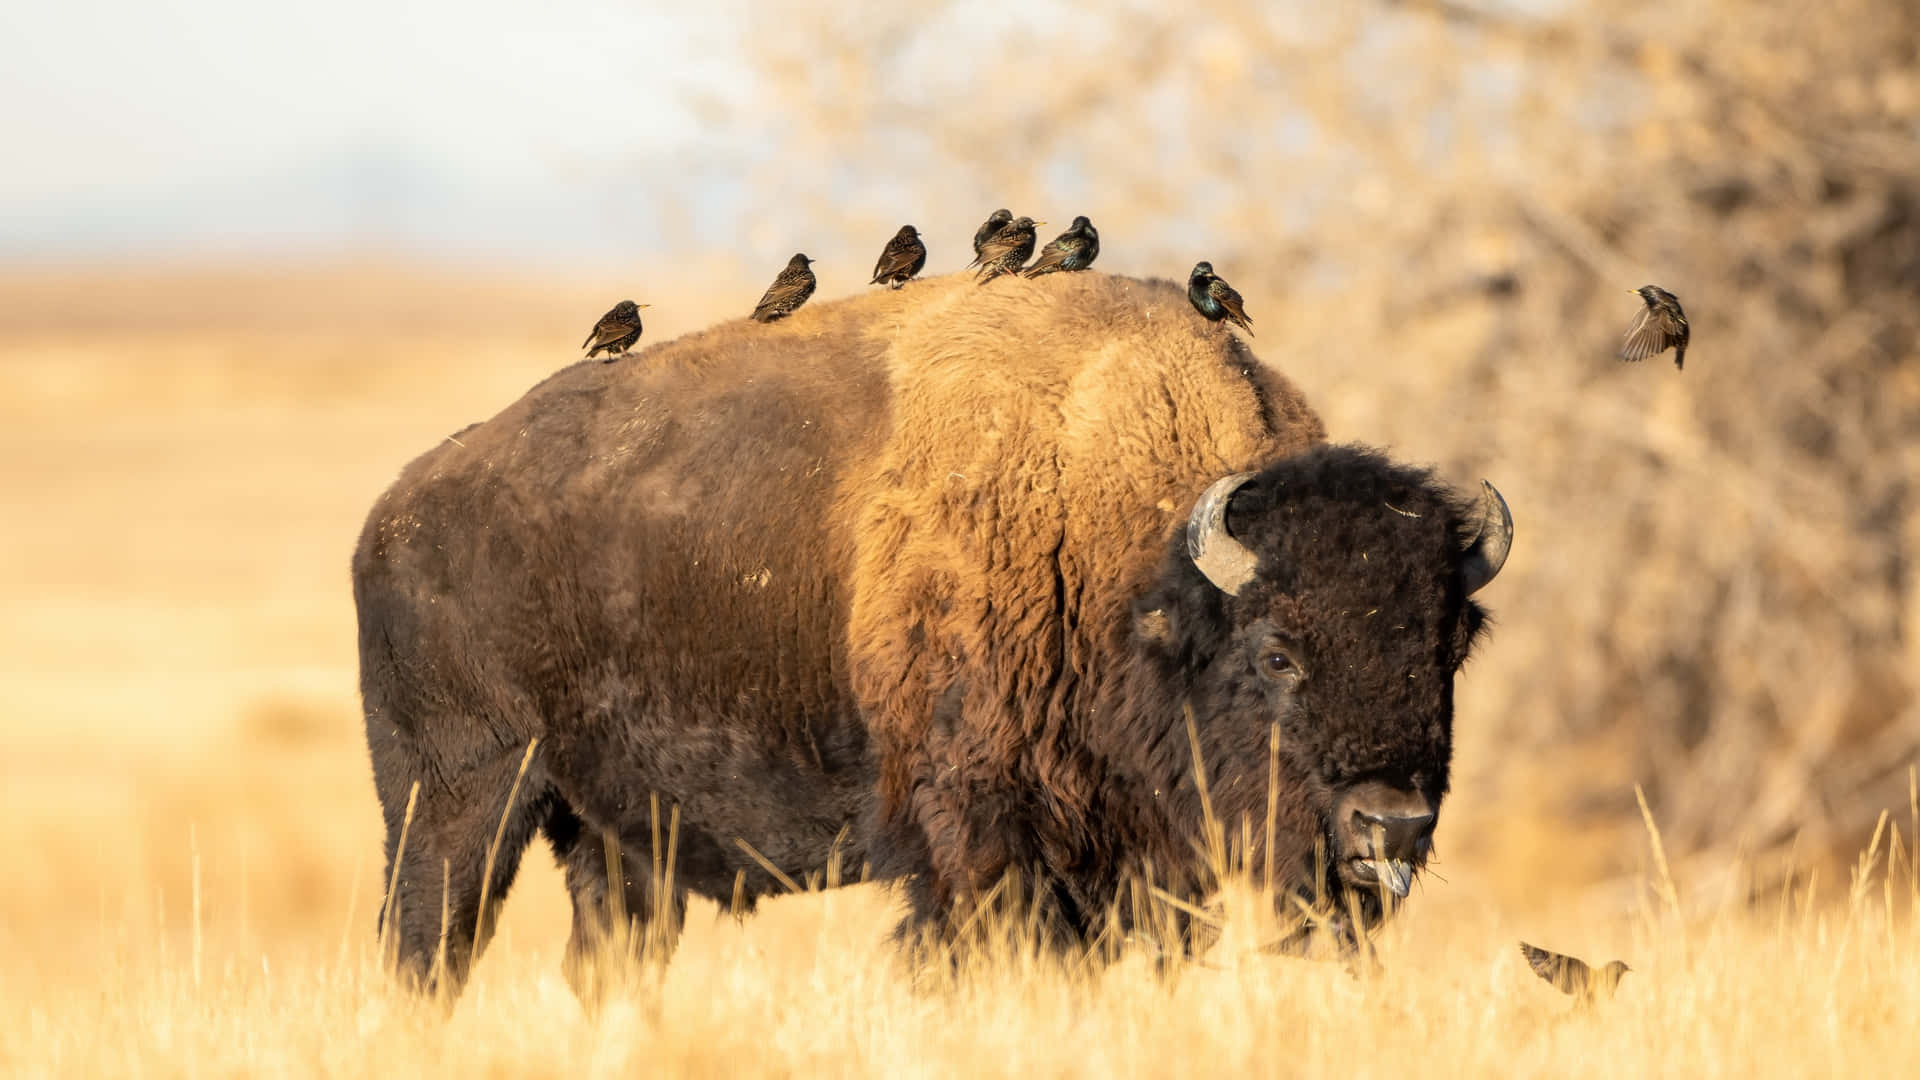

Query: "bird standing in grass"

xmin=1187 ymin=261 xmax=1253 ymax=335
xmin=969 ymin=208 xmax=1013 ymax=267
xmin=753 ymin=254 xmax=817 ymax=322
xmin=582 ymin=300 xmax=650 ymax=361
xmin=1620 ymin=285 xmax=1690 ymax=369
xmin=1023 ymin=216 xmax=1100 ymax=277
xmin=870 ymin=226 xmax=927 ymax=289
xmin=974 ymin=217 xmax=1042 ymax=283
xmin=1519 ymin=942 xmax=1631 ymax=1003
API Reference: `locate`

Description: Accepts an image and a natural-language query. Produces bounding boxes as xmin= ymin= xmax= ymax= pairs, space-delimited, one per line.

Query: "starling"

xmin=1620 ymin=285 xmax=1690 ymax=370
xmin=1518 ymin=942 xmax=1631 ymax=1003
xmin=969 ymin=208 xmax=1014 ymax=267
xmin=1187 ymin=261 xmax=1253 ymax=335
xmin=974 ymin=216 xmax=1042 ymax=284
xmin=870 ymin=225 xmax=927 ymax=289
xmin=752 ymin=254 xmax=817 ymax=322
xmin=582 ymin=300 xmax=650 ymax=361
xmin=1023 ymin=215 xmax=1100 ymax=277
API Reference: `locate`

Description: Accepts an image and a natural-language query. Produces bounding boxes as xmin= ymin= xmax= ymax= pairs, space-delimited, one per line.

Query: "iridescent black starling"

xmin=1519 ymin=942 xmax=1631 ymax=1003
xmin=752 ymin=254 xmax=817 ymax=322
xmin=582 ymin=299 xmax=650 ymax=361
xmin=1620 ymin=285 xmax=1690 ymax=370
xmin=1023 ymin=216 xmax=1100 ymax=277
xmin=974 ymin=216 xmax=1042 ymax=284
xmin=969 ymin=208 xmax=1013 ymax=267
xmin=870 ymin=225 xmax=926 ymax=289
xmin=1187 ymin=261 xmax=1253 ymax=335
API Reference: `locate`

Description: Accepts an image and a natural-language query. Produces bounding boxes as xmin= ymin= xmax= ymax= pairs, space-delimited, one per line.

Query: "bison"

xmin=353 ymin=270 xmax=1512 ymax=1000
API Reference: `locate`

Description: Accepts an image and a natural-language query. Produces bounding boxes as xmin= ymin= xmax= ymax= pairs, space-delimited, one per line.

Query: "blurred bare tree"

xmin=685 ymin=0 xmax=1920 ymax=885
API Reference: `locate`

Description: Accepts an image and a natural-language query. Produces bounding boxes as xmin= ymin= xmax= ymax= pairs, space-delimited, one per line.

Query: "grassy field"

xmin=2 ymin=266 xmax=1914 ymax=1077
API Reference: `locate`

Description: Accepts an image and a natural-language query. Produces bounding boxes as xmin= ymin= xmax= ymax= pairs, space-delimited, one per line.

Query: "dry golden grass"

xmin=1 ymin=263 xmax=1915 ymax=1076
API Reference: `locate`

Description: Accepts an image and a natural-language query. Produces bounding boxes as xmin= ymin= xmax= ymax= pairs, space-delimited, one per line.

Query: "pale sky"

xmin=0 ymin=1 xmax=752 ymax=263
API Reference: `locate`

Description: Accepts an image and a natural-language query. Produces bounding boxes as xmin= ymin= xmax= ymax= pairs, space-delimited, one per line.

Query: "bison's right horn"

xmin=1186 ymin=472 xmax=1260 ymax=596
xmin=1459 ymin=480 xmax=1513 ymax=597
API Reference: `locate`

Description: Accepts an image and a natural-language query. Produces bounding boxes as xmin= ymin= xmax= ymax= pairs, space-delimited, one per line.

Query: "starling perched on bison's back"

xmin=870 ymin=225 xmax=927 ymax=289
xmin=582 ymin=300 xmax=649 ymax=361
xmin=1619 ymin=285 xmax=1690 ymax=369
xmin=974 ymin=216 xmax=1042 ymax=283
xmin=969 ymin=208 xmax=1013 ymax=267
xmin=753 ymin=254 xmax=817 ymax=322
xmin=1187 ymin=261 xmax=1253 ymax=335
xmin=1023 ymin=216 xmax=1100 ymax=277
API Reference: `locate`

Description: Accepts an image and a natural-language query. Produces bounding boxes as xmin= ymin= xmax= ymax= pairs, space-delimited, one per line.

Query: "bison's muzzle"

xmin=1333 ymin=781 xmax=1436 ymax=899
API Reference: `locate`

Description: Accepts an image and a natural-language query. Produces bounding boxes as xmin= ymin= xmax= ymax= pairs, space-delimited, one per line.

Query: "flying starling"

xmin=975 ymin=216 xmax=1042 ymax=283
xmin=1620 ymin=285 xmax=1690 ymax=370
xmin=752 ymin=254 xmax=817 ymax=322
xmin=1518 ymin=942 xmax=1631 ymax=1003
xmin=870 ymin=225 xmax=927 ymax=289
xmin=582 ymin=300 xmax=650 ymax=361
xmin=1023 ymin=216 xmax=1100 ymax=277
xmin=969 ymin=208 xmax=1014 ymax=267
xmin=1187 ymin=261 xmax=1253 ymax=335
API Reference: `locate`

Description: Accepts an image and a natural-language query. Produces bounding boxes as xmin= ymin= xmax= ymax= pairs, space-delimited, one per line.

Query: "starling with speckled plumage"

xmin=582 ymin=299 xmax=650 ymax=361
xmin=974 ymin=216 xmax=1042 ymax=283
xmin=1188 ymin=261 xmax=1253 ymax=335
xmin=1519 ymin=942 xmax=1631 ymax=1003
xmin=969 ymin=208 xmax=1013 ymax=267
xmin=1023 ymin=216 xmax=1100 ymax=277
xmin=1620 ymin=285 xmax=1690 ymax=369
xmin=752 ymin=254 xmax=817 ymax=322
xmin=870 ymin=225 xmax=926 ymax=289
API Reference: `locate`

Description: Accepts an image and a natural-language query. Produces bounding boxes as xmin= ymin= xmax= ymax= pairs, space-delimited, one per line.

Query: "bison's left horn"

xmin=1186 ymin=472 xmax=1260 ymax=596
xmin=1459 ymin=480 xmax=1513 ymax=597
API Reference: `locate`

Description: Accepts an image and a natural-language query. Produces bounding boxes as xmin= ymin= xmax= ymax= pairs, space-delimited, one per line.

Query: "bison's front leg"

xmin=556 ymin=825 xmax=687 ymax=1009
xmin=370 ymin=737 xmax=550 ymax=1004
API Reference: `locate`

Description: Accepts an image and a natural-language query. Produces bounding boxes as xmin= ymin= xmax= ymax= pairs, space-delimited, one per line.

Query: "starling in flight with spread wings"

xmin=1519 ymin=941 xmax=1631 ymax=1002
xmin=1620 ymin=285 xmax=1690 ymax=370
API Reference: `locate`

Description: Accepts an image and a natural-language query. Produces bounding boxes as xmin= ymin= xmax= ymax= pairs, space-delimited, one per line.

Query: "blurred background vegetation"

xmin=2 ymin=0 xmax=1915 ymax=974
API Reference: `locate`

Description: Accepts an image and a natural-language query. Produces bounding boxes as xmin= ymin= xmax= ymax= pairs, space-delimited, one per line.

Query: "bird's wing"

xmin=584 ymin=316 xmax=621 ymax=350
xmin=1619 ymin=306 xmax=1670 ymax=361
xmin=1214 ymin=282 xmax=1253 ymax=326
xmin=1518 ymin=942 xmax=1589 ymax=994
xmin=755 ymin=272 xmax=811 ymax=315
xmin=975 ymin=228 xmax=1032 ymax=265
xmin=1023 ymin=240 xmax=1071 ymax=276
xmin=872 ymin=241 xmax=918 ymax=282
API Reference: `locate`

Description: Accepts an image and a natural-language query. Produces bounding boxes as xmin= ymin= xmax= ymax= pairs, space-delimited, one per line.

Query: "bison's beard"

xmin=1258 ymin=823 xmax=1408 ymax=959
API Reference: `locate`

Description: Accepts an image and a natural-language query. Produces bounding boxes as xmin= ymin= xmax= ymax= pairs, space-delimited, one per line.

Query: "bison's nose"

xmin=1335 ymin=782 xmax=1437 ymax=899
xmin=1350 ymin=808 xmax=1435 ymax=863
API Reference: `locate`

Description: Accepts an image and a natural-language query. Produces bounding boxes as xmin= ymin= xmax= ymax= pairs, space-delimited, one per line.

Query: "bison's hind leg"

xmin=371 ymin=734 xmax=550 ymax=1004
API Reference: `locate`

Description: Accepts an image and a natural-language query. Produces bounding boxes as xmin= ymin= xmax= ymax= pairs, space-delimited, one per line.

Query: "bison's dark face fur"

xmin=1119 ymin=445 xmax=1498 ymax=937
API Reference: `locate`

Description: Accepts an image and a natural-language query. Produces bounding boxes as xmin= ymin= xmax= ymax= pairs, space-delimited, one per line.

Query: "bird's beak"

xmin=1035 ymin=220 xmax=1048 ymax=226
xmin=638 ymin=304 xmax=653 ymax=309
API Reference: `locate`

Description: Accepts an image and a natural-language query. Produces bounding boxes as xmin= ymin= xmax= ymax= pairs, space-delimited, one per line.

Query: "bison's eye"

xmin=1261 ymin=649 xmax=1303 ymax=688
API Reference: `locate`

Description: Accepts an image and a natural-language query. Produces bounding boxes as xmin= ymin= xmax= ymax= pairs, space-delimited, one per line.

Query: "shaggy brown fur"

xmin=353 ymin=270 xmax=1497 ymax=1002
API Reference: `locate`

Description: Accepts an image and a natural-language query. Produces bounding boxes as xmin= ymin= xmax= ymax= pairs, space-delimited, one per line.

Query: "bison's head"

xmin=1127 ymin=444 xmax=1511 ymax=933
